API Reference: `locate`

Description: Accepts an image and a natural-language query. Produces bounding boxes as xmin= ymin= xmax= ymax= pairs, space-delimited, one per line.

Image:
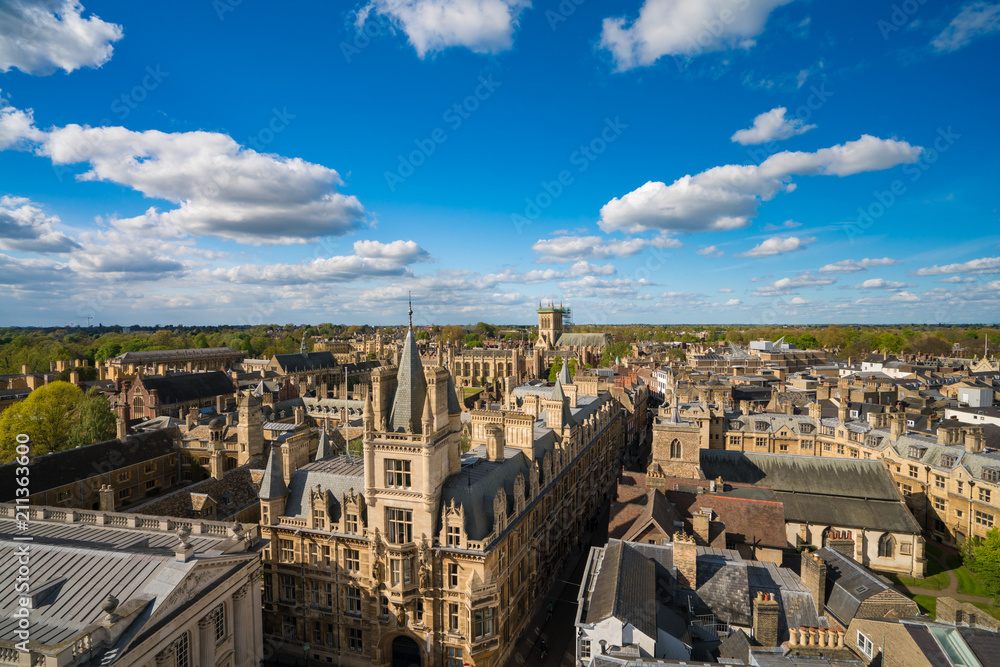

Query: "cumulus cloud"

xmin=558 ymin=275 xmax=652 ymax=299
xmin=818 ymin=257 xmax=901 ymax=274
xmin=0 ymin=0 xmax=123 ymax=75
xmin=531 ymin=234 xmax=681 ymax=262
xmin=890 ymin=291 xmax=921 ymax=302
xmin=854 ymin=278 xmax=913 ymax=290
xmin=0 ymin=96 xmax=368 ymax=245
xmin=0 ymin=195 xmax=81 ymax=253
xmin=723 ymin=298 xmax=740 ymax=306
xmin=940 ymin=275 xmax=977 ymax=283
xmin=731 ymin=107 xmax=816 ymax=145
xmin=751 ymin=271 xmax=835 ymax=296
xmin=599 ymin=135 xmax=922 ymax=234
xmin=484 ymin=261 xmax=616 ymax=285
xmin=599 ymin=0 xmax=792 ymax=71
xmin=0 ymin=252 xmax=69 ymax=286
xmin=202 ymin=239 xmax=431 ymax=285
xmin=717 ymin=287 xmax=733 ymax=293
xmin=356 ymin=0 xmax=530 ymax=57
xmin=696 ymin=245 xmax=723 ymax=257
xmin=737 ymin=235 xmax=815 ymax=258
xmin=914 ymin=256 xmax=1000 ymax=275
xmin=932 ymin=2 xmax=1000 ymax=52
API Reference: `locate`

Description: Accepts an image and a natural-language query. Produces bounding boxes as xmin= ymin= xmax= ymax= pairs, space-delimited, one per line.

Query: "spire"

xmin=446 ymin=370 xmax=462 ymax=415
xmin=669 ymin=404 xmax=681 ymax=424
xmin=258 ymin=446 xmax=287 ymax=499
xmin=408 ymin=291 xmax=413 ymax=329
xmin=558 ymin=358 xmax=571 ymax=385
xmin=300 ymin=334 xmax=308 ymax=356
xmin=388 ymin=307 xmax=428 ymax=433
xmin=315 ymin=427 xmax=330 ymax=460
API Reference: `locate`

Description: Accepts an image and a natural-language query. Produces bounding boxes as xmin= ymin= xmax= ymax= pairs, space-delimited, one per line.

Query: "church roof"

xmin=137 ymin=371 xmax=234 ymax=405
xmin=555 ymin=332 xmax=611 ymax=348
xmin=272 ymin=351 xmax=337 ymax=373
xmin=389 ymin=327 xmax=428 ymax=433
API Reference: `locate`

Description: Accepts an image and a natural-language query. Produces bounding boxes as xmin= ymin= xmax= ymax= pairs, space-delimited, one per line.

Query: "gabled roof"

xmin=282 ymin=455 xmax=365 ymax=522
xmin=555 ymin=332 xmax=611 ymax=348
xmin=272 ymin=350 xmax=337 ymax=373
xmin=587 ymin=541 xmax=657 ymax=639
xmin=817 ymin=546 xmax=911 ymax=625
xmin=388 ymin=328 xmax=427 ymax=433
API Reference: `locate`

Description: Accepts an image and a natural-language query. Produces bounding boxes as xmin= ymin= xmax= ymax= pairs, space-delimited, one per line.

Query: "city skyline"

xmin=1 ymin=0 xmax=999 ymax=327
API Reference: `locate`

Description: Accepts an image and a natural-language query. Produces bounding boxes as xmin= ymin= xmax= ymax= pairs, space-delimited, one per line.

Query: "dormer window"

xmin=729 ymin=420 xmax=742 ymax=430
xmin=908 ymin=446 xmax=925 ymax=460
xmin=755 ymin=421 xmax=769 ymax=432
xmin=985 ymin=468 xmax=1000 ymax=484
xmin=800 ymin=423 xmax=814 ymax=434
xmin=941 ymin=455 xmax=957 ymax=468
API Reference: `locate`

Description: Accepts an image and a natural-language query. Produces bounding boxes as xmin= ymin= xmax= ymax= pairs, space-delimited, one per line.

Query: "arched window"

xmin=670 ymin=439 xmax=682 ymax=459
xmin=132 ymin=395 xmax=144 ymax=418
xmin=878 ymin=533 xmax=895 ymax=558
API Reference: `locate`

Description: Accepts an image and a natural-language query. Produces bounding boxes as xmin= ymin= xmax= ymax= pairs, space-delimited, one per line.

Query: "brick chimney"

xmin=692 ymin=509 xmax=711 ymax=545
xmin=801 ymin=551 xmax=827 ymax=615
xmin=672 ymin=532 xmax=697 ymax=591
xmin=837 ymin=400 xmax=848 ymax=424
xmin=890 ymin=409 xmax=905 ymax=442
xmin=752 ymin=592 xmax=781 ymax=647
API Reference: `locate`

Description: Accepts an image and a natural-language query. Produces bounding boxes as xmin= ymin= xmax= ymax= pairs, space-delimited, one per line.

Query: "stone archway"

xmin=390 ymin=634 xmax=422 ymax=667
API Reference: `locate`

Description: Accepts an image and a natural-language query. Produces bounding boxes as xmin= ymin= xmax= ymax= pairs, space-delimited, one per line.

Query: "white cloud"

xmin=717 ymin=287 xmax=733 ymax=293
xmin=854 ymin=278 xmax=913 ymax=290
xmin=531 ymin=234 xmax=681 ymax=262
xmin=786 ymin=296 xmax=812 ymax=305
xmin=762 ymin=219 xmax=801 ymax=231
xmin=202 ymin=239 xmax=431 ymax=285
xmin=751 ymin=271 xmax=835 ymax=296
xmin=0 ymin=195 xmax=80 ymax=253
xmin=558 ymin=276 xmax=652 ymax=299
xmin=818 ymin=257 xmax=901 ymax=274
xmin=940 ymin=275 xmax=977 ymax=283
xmin=738 ymin=235 xmax=815 ymax=258
xmin=599 ymin=135 xmax=922 ymax=234
xmin=890 ymin=291 xmax=921 ymax=302
xmin=0 ymin=252 xmax=69 ymax=286
xmin=932 ymin=2 xmax=1000 ymax=52
xmin=914 ymin=256 xmax=1000 ymax=275
xmin=731 ymin=107 xmax=816 ymax=145
xmin=483 ymin=261 xmax=616 ymax=285
xmin=0 ymin=0 xmax=122 ymax=75
xmin=696 ymin=244 xmax=723 ymax=257
xmin=723 ymin=298 xmax=740 ymax=306
xmin=599 ymin=0 xmax=792 ymax=71
xmin=0 ymin=96 xmax=368 ymax=245
xmin=356 ymin=0 xmax=530 ymax=57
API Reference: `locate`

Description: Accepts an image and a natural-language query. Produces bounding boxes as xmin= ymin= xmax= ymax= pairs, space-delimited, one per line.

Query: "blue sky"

xmin=1 ymin=0 xmax=998 ymax=327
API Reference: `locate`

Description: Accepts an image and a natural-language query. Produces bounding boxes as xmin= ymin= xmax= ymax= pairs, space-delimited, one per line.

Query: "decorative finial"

xmin=408 ymin=291 xmax=413 ymax=329
xmin=176 ymin=524 xmax=191 ymax=548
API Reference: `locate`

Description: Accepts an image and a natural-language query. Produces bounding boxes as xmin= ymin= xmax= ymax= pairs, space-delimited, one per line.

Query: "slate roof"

xmin=440 ymin=447 xmax=531 ymax=541
xmin=258 ymin=446 xmax=288 ymax=500
xmin=698 ymin=450 xmax=900 ymax=500
xmin=669 ymin=492 xmax=788 ymax=549
xmin=816 ymin=546 xmax=899 ymax=626
xmin=0 ymin=428 xmax=178 ymax=498
xmin=137 ymin=371 xmax=235 ymax=405
xmin=389 ymin=328 xmax=427 ymax=433
xmin=112 ymin=347 xmax=242 ymax=363
xmin=282 ymin=455 xmax=365 ymax=523
xmin=586 ymin=541 xmax=657 ymax=639
xmin=272 ymin=351 xmax=337 ymax=373
xmin=131 ymin=461 xmax=264 ymax=520
xmin=555 ymin=332 xmax=611 ymax=348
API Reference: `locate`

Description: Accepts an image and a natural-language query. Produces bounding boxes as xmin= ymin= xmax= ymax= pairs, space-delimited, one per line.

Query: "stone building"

xmin=113 ymin=371 xmax=237 ymax=425
xmin=265 ymin=340 xmax=341 ymax=398
xmin=0 ymin=502 xmax=262 ymax=667
xmin=104 ymin=347 xmax=246 ymax=380
xmin=257 ymin=312 xmax=624 ymax=666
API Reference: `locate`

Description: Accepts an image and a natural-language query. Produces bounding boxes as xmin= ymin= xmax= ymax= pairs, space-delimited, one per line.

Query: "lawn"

xmin=912 ymin=594 xmax=937 ymax=617
xmin=888 ymin=554 xmax=951 ymax=590
xmin=955 ymin=565 xmax=995 ymax=598
xmin=971 ymin=601 xmax=1000 ymax=620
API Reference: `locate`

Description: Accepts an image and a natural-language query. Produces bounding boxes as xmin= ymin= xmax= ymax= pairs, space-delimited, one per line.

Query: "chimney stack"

xmin=752 ymin=592 xmax=781 ymax=647
xmin=965 ymin=427 xmax=985 ymax=454
xmin=98 ymin=484 xmax=116 ymax=512
xmin=801 ymin=552 xmax=827 ymax=616
xmin=672 ymin=532 xmax=697 ymax=591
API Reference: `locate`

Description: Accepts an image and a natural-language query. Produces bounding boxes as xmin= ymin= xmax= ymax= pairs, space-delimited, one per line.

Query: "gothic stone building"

xmin=257 ymin=321 xmax=624 ymax=667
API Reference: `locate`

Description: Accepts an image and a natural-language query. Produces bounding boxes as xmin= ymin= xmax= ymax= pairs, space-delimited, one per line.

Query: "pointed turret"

xmin=446 ymin=371 xmax=462 ymax=415
xmin=388 ymin=314 xmax=428 ymax=433
xmin=557 ymin=358 xmax=572 ymax=385
xmin=259 ymin=446 xmax=287 ymax=500
xmin=421 ymin=391 xmax=433 ymax=434
xmin=363 ymin=390 xmax=374 ymax=434
xmin=300 ymin=334 xmax=308 ymax=356
xmin=315 ymin=427 xmax=331 ymax=460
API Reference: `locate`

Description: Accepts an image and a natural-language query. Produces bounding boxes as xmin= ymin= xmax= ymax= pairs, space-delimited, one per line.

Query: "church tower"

xmin=536 ymin=302 xmax=569 ymax=349
xmin=236 ymin=391 xmax=264 ymax=464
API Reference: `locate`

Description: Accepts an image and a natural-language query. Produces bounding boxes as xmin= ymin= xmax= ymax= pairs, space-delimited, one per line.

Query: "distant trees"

xmin=907 ymin=335 xmax=952 ymax=356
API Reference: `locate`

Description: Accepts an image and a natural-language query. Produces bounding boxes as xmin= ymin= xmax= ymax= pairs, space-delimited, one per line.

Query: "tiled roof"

xmin=113 ymin=347 xmax=242 ymax=363
xmin=586 ymin=541 xmax=657 ymax=638
xmin=272 ymin=351 xmax=337 ymax=373
xmin=282 ymin=455 xmax=365 ymax=523
xmin=137 ymin=371 xmax=234 ymax=404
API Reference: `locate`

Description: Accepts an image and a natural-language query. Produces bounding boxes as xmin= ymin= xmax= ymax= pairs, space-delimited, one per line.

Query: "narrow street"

xmin=504 ymin=503 xmax=610 ymax=667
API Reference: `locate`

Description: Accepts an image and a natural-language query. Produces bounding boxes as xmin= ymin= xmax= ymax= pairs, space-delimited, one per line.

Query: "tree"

xmin=972 ymin=528 xmax=1000 ymax=601
xmin=415 ymin=331 xmax=429 ymax=341
xmin=548 ymin=357 xmax=577 ymax=382
xmin=68 ymin=388 xmax=117 ymax=448
xmin=0 ymin=381 xmax=83 ymax=463
xmin=907 ymin=335 xmax=952 ymax=356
